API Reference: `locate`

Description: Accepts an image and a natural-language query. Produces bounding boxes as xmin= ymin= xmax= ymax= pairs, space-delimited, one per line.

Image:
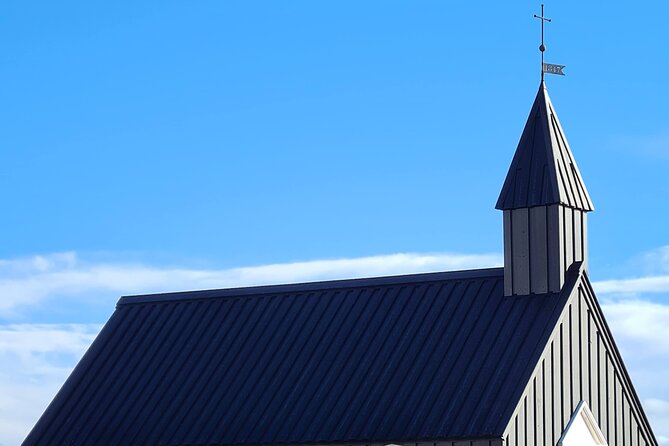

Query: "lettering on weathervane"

xmin=542 ymin=63 xmax=566 ymax=76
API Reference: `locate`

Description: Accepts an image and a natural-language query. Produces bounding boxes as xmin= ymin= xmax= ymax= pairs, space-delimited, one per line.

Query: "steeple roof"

xmin=496 ymin=82 xmax=594 ymax=211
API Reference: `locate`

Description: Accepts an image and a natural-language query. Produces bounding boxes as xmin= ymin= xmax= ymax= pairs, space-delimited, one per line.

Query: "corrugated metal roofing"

xmin=496 ymin=82 xmax=594 ymax=211
xmin=23 ymin=267 xmax=573 ymax=446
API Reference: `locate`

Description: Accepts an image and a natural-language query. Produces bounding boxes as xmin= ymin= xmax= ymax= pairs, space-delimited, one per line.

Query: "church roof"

xmin=23 ymin=267 xmax=574 ymax=446
xmin=496 ymin=82 xmax=594 ymax=211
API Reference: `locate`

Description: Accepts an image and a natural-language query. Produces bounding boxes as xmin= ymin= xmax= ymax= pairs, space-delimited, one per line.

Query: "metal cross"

xmin=534 ymin=4 xmax=551 ymax=81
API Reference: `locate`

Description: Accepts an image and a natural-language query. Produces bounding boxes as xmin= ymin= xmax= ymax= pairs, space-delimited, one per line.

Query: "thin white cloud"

xmin=594 ymin=276 xmax=669 ymax=295
xmin=0 ymin=251 xmax=503 ymax=316
xmin=0 ymin=251 xmax=503 ymax=445
xmin=600 ymin=300 xmax=669 ymax=442
xmin=600 ymin=300 xmax=669 ymax=355
xmin=0 ymin=323 xmax=101 ymax=446
xmin=610 ymin=132 xmax=669 ymax=161
xmin=592 ymin=245 xmax=669 ymax=296
xmin=2 ymin=250 xmax=669 ymax=444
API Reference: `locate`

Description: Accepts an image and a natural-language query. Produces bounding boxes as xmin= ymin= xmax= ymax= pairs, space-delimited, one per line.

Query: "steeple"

xmin=497 ymin=82 xmax=594 ymax=296
xmin=497 ymin=82 xmax=593 ymax=211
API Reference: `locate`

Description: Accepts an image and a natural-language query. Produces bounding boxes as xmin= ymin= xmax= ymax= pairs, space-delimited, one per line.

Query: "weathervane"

xmin=534 ymin=4 xmax=565 ymax=80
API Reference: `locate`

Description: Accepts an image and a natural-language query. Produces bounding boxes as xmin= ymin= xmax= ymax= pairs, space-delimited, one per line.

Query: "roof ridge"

xmin=117 ymin=267 xmax=504 ymax=307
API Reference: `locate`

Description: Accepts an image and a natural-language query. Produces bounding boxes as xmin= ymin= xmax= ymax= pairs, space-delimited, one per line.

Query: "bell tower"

xmin=496 ymin=82 xmax=594 ymax=296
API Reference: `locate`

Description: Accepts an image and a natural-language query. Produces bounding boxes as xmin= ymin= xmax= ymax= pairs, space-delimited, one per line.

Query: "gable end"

xmin=501 ymin=268 xmax=658 ymax=446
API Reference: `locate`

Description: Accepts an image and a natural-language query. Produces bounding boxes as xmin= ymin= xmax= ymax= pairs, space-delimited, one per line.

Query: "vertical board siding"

xmin=296 ymin=441 xmax=503 ymax=446
xmin=529 ymin=206 xmax=549 ymax=294
xmin=582 ymin=213 xmax=589 ymax=269
xmin=506 ymin=204 xmax=588 ymax=296
xmin=573 ymin=211 xmax=583 ymax=263
xmin=536 ymin=372 xmax=544 ymax=446
xmin=547 ymin=205 xmax=561 ymax=293
xmin=563 ymin=207 xmax=574 ymax=269
xmin=503 ymin=278 xmax=657 ymax=446
xmin=504 ymin=211 xmax=514 ymax=296
xmin=511 ymin=208 xmax=531 ymax=295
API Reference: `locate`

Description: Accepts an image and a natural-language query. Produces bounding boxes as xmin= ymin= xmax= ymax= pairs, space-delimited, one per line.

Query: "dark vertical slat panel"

xmin=536 ymin=362 xmax=545 ymax=446
xmin=529 ymin=206 xmax=548 ymax=293
xmin=543 ymin=343 xmax=552 ymax=446
xmin=582 ymin=213 xmax=589 ymax=269
xmin=575 ymin=296 xmax=583 ymax=405
xmin=616 ymin=377 xmax=624 ymax=446
xmin=631 ymin=414 xmax=639 ymax=446
xmin=552 ymin=339 xmax=561 ymax=445
xmin=504 ymin=210 xmax=513 ymax=296
xmin=578 ymin=287 xmax=592 ymax=410
xmin=560 ymin=321 xmax=570 ymax=431
xmin=624 ymin=396 xmax=632 ymax=446
xmin=570 ymin=302 xmax=580 ymax=408
xmin=607 ymin=355 xmax=615 ymax=443
xmin=518 ymin=396 xmax=526 ymax=446
xmin=528 ymin=378 xmax=536 ymax=446
xmin=564 ymin=206 xmax=573 ymax=269
xmin=547 ymin=204 xmax=561 ymax=292
xmin=599 ymin=332 xmax=608 ymax=440
xmin=511 ymin=208 xmax=530 ymax=295
xmin=508 ymin=417 xmax=518 ymax=446
xmin=573 ymin=210 xmax=583 ymax=262
xmin=581 ymin=292 xmax=589 ymax=408
xmin=564 ymin=304 xmax=573 ymax=416
xmin=558 ymin=205 xmax=566 ymax=287
xmin=589 ymin=309 xmax=598 ymax=422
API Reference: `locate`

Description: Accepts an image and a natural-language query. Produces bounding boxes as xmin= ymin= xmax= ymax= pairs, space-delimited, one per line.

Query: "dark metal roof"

xmin=496 ymin=82 xmax=594 ymax=211
xmin=23 ymin=267 xmax=573 ymax=446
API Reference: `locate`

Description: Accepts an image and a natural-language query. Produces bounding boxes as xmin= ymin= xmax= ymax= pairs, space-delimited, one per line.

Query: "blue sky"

xmin=1 ymin=1 xmax=668 ymax=445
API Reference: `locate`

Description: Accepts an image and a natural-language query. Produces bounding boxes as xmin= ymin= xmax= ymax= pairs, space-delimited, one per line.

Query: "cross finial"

xmin=534 ymin=4 xmax=551 ymax=81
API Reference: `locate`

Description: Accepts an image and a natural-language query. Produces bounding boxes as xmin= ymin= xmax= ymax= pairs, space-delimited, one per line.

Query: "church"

xmin=22 ymin=83 xmax=658 ymax=446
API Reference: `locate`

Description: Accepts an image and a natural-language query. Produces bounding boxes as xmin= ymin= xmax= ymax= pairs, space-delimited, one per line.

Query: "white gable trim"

xmin=558 ymin=400 xmax=607 ymax=446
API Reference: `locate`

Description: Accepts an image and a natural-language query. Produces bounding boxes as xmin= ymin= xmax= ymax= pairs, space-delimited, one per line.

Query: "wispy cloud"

xmin=0 ymin=323 xmax=101 ymax=446
xmin=603 ymin=300 xmax=669 ymax=442
xmin=600 ymin=300 xmax=669 ymax=355
xmin=2 ymin=250 xmax=669 ymax=444
xmin=0 ymin=251 xmax=503 ymax=316
xmin=0 ymin=250 xmax=501 ymax=445
xmin=592 ymin=245 xmax=669 ymax=296
xmin=610 ymin=132 xmax=669 ymax=161
xmin=645 ymin=398 xmax=669 ymax=440
xmin=594 ymin=275 xmax=669 ymax=295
